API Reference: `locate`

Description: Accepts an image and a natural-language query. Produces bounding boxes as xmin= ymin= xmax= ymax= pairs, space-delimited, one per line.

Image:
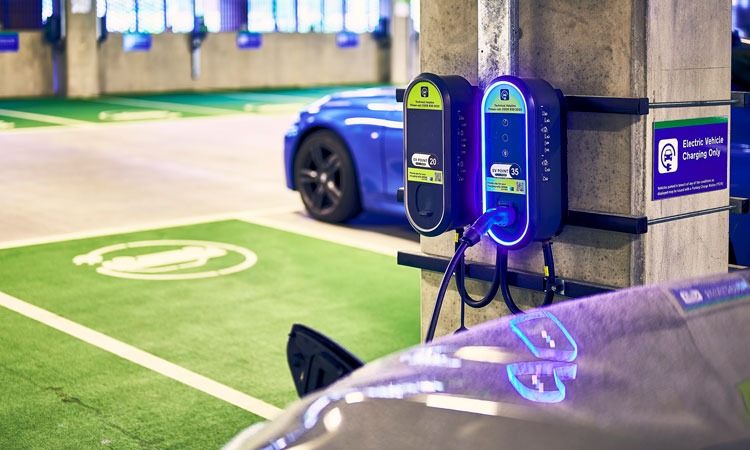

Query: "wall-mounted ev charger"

xmin=403 ymin=73 xmax=479 ymax=236
xmin=414 ymin=75 xmax=568 ymax=342
xmin=481 ymin=76 xmax=567 ymax=249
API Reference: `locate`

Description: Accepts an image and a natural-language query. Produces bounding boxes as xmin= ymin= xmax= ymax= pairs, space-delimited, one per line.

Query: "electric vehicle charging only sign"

xmin=653 ymin=117 xmax=728 ymax=200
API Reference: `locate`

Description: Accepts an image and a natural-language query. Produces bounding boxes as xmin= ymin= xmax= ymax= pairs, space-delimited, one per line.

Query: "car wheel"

xmin=294 ymin=130 xmax=361 ymax=223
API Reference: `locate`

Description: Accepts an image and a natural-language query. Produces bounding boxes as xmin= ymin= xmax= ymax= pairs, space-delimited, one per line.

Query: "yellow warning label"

xmin=407 ymin=82 xmax=443 ymax=110
xmin=407 ymin=167 xmax=443 ymax=185
xmin=487 ymin=178 xmax=525 ymax=194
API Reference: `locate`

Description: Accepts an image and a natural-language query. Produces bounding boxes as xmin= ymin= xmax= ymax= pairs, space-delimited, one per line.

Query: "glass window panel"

xmin=137 ymin=0 xmax=166 ymax=33
xmin=344 ymin=0 xmax=367 ymax=33
xmin=248 ymin=0 xmax=274 ymax=32
xmin=410 ymin=0 xmax=419 ymax=33
xmin=202 ymin=0 xmax=220 ymax=32
xmin=322 ymin=0 xmax=342 ymax=33
xmin=106 ymin=0 xmax=137 ymax=32
xmin=367 ymin=0 xmax=379 ymax=31
xmin=42 ymin=0 xmax=53 ymax=24
xmin=166 ymin=0 xmax=194 ymax=32
xmin=275 ymin=0 xmax=296 ymax=32
xmin=297 ymin=0 xmax=322 ymax=33
xmin=97 ymin=0 xmax=106 ymax=18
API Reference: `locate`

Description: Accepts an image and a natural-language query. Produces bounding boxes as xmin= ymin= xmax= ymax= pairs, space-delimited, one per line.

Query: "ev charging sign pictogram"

xmin=652 ymin=117 xmax=728 ymax=200
xmin=73 ymin=240 xmax=257 ymax=280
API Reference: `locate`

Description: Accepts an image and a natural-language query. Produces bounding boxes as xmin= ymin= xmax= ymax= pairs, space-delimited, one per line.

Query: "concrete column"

xmin=64 ymin=0 xmax=99 ymax=97
xmin=419 ymin=0 xmax=731 ymax=339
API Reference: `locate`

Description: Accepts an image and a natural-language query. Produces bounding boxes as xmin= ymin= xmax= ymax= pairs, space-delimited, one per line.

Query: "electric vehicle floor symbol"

xmin=507 ymin=312 xmax=579 ymax=404
xmin=510 ymin=311 xmax=577 ymax=361
xmin=73 ymin=240 xmax=257 ymax=280
xmin=658 ymin=138 xmax=679 ymax=174
xmin=506 ymin=361 xmax=577 ymax=404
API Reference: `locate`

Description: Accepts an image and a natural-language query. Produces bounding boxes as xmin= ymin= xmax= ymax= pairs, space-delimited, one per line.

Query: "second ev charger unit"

xmin=424 ymin=75 xmax=568 ymax=342
xmin=481 ymin=76 xmax=566 ymax=249
xmin=403 ymin=73 xmax=478 ymax=236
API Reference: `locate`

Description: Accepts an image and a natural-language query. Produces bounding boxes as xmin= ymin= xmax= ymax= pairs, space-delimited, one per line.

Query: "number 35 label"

xmin=491 ymin=163 xmax=521 ymax=179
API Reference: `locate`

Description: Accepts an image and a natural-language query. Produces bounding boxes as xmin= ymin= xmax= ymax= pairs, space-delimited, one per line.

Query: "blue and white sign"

xmin=336 ymin=32 xmax=359 ymax=48
xmin=0 ymin=32 xmax=20 ymax=53
xmin=237 ymin=31 xmax=262 ymax=50
xmin=123 ymin=33 xmax=152 ymax=52
xmin=653 ymin=117 xmax=728 ymax=200
xmin=671 ymin=278 xmax=750 ymax=311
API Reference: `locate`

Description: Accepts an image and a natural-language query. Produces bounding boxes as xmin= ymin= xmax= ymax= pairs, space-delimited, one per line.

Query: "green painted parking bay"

xmin=0 ymin=114 xmax=61 ymax=130
xmin=0 ymin=98 xmax=208 ymax=124
xmin=0 ymin=220 xmax=419 ymax=448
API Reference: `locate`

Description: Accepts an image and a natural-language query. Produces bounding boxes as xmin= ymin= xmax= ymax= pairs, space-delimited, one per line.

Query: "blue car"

xmin=284 ymin=88 xmax=749 ymax=265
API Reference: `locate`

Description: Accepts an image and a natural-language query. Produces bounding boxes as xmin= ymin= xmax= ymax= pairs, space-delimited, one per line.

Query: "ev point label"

xmin=653 ymin=117 xmax=728 ymax=200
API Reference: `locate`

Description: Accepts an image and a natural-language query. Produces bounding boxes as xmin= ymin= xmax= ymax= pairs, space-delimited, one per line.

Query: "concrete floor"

xmin=0 ymin=115 xmax=418 ymax=255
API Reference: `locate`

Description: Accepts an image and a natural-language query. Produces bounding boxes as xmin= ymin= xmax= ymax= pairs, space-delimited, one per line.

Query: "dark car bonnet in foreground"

xmin=227 ymin=270 xmax=750 ymax=450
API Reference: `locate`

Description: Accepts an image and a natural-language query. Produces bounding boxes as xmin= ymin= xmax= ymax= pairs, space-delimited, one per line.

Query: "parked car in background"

xmin=284 ymin=87 xmax=749 ymax=265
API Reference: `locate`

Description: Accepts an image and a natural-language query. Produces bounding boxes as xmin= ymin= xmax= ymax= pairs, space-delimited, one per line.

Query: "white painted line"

xmin=0 ymin=207 xmax=299 ymax=250
xmin=0 ymin=203 xmax=417 ymax=259
xmin=0 ymin=291 xmax=283 ymax=420
xmin=237 ymin=211 xmax=418 ymax=257
xmin=95 ymin=97 xmax=239 ymax=116
xmin=0 ymin=112 xmax=293 ymax=136
xmin=0 ymin=108 xmax=91 ymax=127
xmin=220 ymin=92 xmax=319 ymax=103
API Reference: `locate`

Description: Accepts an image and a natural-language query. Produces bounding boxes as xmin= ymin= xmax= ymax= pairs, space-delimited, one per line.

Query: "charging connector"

xmin=425 ymin=206 xmax=516 ymax=342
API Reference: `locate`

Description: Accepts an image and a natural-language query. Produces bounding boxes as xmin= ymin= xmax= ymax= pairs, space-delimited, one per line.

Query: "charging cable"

xmin=425 ymin=207 xmax=515 ymax=342
xmin=499 ymin=241 xmax=556 ymax=314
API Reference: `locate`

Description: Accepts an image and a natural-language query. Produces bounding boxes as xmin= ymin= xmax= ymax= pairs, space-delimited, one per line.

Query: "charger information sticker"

xmin=406 ymin=82 xmax=443 ymax=110
xmin=487 ymin=178 xmax=525 ymax=194
xmin=653 ymin=117 xmax=728 ymax=200
xmin=483 ymin=82 xmax=526 ymax=114
xmin=407 ymin=167 xmax=443 ymax=185
xmin=670 ymin=278 xmax=750 ymax=311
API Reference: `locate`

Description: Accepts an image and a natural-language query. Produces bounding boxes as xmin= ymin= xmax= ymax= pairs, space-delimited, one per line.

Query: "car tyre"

xmin=294 ymin=130 xmax=361 ymax=223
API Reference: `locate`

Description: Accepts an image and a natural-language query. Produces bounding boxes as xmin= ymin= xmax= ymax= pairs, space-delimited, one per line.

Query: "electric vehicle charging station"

xmin=403 ymin=73 xmax=568 ymax=341
xmin=481 ymin=76 xmax=566 ymax=249
xmin=403 ymin=73 xmax=478 ymax=237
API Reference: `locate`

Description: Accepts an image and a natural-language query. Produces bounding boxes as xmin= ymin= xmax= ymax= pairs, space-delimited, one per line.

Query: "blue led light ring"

xmin=481 ymin=78 xmax=531 ymax=248
xmin=506 ymin=361 xmax=577 ymax=403
xmin=509 ymin=311 xmax=578 ymax=362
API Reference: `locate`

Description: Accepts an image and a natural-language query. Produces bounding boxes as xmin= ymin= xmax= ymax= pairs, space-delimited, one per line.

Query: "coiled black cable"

xmin=455 ymin=246 xmax=503 ymax=309
xmin=500 ymin=240 xmax=556 ymax=314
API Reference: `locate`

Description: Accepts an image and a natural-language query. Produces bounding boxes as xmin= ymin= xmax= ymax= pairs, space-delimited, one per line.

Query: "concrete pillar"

xmin=64 ymin=0 xmax=99 ymax=97
xmin=419 ymin=0 xmax=731 ymax=339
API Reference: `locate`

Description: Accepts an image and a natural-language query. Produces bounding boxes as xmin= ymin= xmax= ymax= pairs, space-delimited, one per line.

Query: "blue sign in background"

xmin=653 ymin=117 xmax=728 ymax=200
xmin=336 ymin=32 xmax=359 ymax=48
xmin=123 ymin=33 xmax=152 ymax=52
xmin=0 ymin=32 xmax=20 ymax=53
xmin=237 ymin=31 xmax=262 ymax=49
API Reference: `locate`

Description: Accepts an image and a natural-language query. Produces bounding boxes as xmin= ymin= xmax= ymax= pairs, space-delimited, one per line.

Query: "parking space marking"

xmin=0 ymin=204 xmax=417 ymax=258
xmin=95 ymin=97 xmax=239 ymax=116
xmin=0 ymin=209 xmax=276 ymax=250
xmin=0 ymin=290 xmax=283 ymax=420
xmin=0 ymin=108 xmax=91 ymax=126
